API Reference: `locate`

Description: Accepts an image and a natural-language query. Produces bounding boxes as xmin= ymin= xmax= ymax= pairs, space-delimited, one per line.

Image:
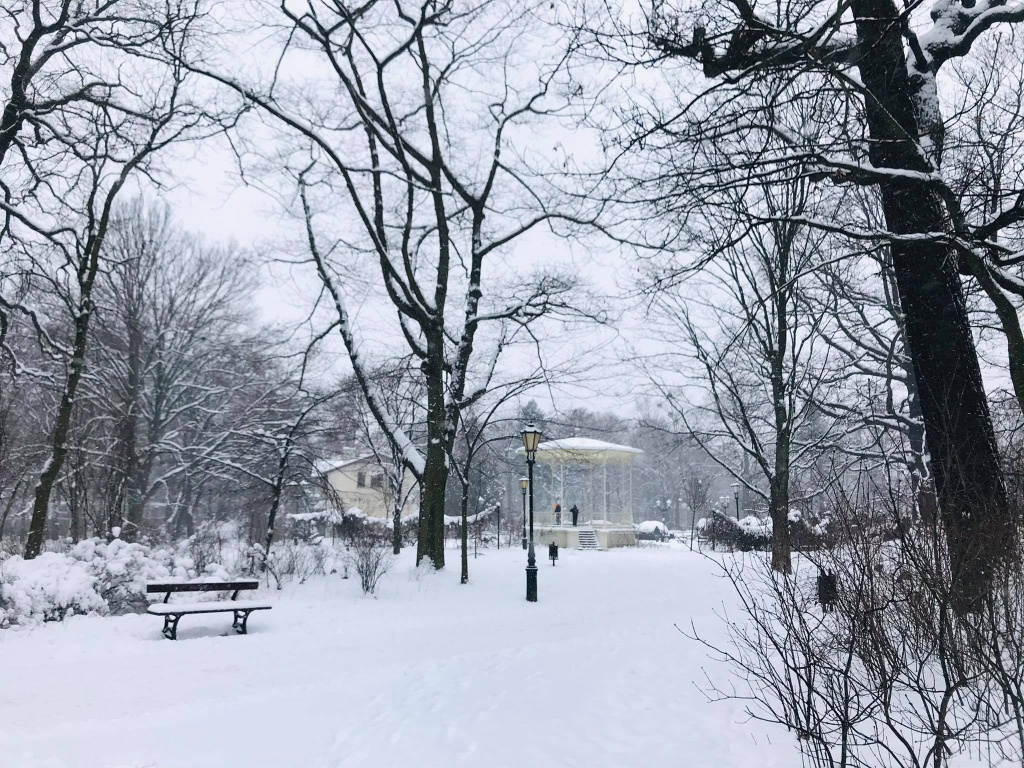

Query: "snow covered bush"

xmin=636 ymin=520 xmax=669 ymax=541
xmin=691 ymin=491 xmax=1024 ymax=768
xmin=0 ymin=553 xmax=104 ymax=625
xmin=346 ymin=527 xmax=393 ymax=595
xmin=0 ymin=537 xmax=231 ymax=627
xmin=697 ymin=510 xmax=831 ymax=552
xmin=70 ymin=538 xmax=172 ymax=614
xmin=185 ymin=522 xmax=240 ymax=575
xmin=698 ymin=512 xmax=772 ymax=552
xmin=261 ymin=540 xmax=328 ymax=590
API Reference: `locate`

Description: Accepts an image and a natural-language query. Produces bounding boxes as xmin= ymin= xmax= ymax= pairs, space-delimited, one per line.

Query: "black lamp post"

xmin=521 ymin=423 xmax=542 ymax=602
xmin=519 ymin=477 xmax=529 ymax=550
xmin=690 ymin=479 xmax=700 ymax=550
xmin=731 ymin=482 xmax=741 ymax=520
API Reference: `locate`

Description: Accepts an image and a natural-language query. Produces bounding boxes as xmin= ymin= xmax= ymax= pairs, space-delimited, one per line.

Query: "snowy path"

xmin=0 ymin=546 xmax=797 ymax=768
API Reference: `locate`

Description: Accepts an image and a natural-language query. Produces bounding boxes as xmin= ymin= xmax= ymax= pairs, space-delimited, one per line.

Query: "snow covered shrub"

xmin=8 ymin=548 xmax=108 ymax=625
xmin=70 ymin=538 xmax=180 ymax=614
xmin=0 ymin=553 xmax=105 ymax=624
xmin=698 ymin=512 xmax=772 ymax=552
xmin=690 ymin=486 xmax=1024 ymax=768
xmin=262 ymin=541 xmax=327 ymax=590
xmin=698 ymin=511 xmax=830 ymax=553
xmin=788 ymin=511 xmax=833 ymax=551
xmin=636 ymin=520 xmax=669 ymax=541
xmin=185 ymin=522 xmax=236 ymax=575
xmin=346 ymin=527 xmax=393 ymax=595
xmin=0 ymin=537 xmax=230 ymax=627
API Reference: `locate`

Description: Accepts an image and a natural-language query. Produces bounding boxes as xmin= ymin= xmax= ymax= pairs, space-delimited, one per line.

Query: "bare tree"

xmin=645 ymin=177 xmax=842 ymax=572
xmin=23 ymin=96 xmax=207 ymax=557
xmin=355 ymin=363 xmax=425 ymax=556
xmin=679 ymin=472 xmax=713 ymax=546
xmin=807 ymin=212 xmax=937 ymax=522
xmin=634 ymin=0 xmax=1024 ymax=607
xmin=188 ymin=0 xmax=601 ymax=568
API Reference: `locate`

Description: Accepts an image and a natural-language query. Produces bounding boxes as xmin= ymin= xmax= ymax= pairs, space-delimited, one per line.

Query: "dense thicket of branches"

xmin=0 ymin=201 xmax=332 ymax=546
xmin=573 ymin=0 xmax=1024 ymax=606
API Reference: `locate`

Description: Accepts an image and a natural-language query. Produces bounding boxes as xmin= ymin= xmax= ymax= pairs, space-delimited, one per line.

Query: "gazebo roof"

xmin=516 ymin=437 xmax=644 ymax=463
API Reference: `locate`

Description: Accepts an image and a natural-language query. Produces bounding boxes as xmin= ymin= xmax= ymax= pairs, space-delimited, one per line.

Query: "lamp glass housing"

xmin=519 ymin=476 xmax=529 ymax=491
xmin=520 ymin=423 xmax=542 ymax=454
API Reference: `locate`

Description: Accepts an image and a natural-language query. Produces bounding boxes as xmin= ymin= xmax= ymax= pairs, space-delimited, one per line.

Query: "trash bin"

xmin=548 ymin=542 xmax=559 ymax=566
xmin=817 ymin=569 xmax=838 ymax=612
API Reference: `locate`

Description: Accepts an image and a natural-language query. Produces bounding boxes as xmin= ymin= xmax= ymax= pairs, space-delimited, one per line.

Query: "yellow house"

xmin=318 ymin=453 xmax=420 ymax=520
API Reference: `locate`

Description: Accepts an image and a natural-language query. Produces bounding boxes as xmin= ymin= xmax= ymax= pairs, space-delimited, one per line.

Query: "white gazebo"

xmin=517 ymin=437 xmax=643 ymax=549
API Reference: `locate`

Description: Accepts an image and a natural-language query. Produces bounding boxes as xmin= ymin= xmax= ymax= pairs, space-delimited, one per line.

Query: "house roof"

xmin=314 ymin=454 xmax=376 ymax=475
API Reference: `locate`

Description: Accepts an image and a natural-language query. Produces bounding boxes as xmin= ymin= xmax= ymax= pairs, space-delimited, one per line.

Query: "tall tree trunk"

xmin=460 ymin=482 xmax=469 ymax=584
xmin=25 ymin=302 xmax=94 ymax=558
xmin=263 ymin=444 xmax=291 ymax=563
xmin=770 ymin=333 xmax=793 ymax=573
xmin=769 ymin=476 xmax=792 ymax=574
xmin=392 ymin=499 xmax=402 ymax=555
xmin=120 ymin=327 xmax=145 ymax=540
xmin=417 ymin=342 xmax=448 ymax=568
xmin=769 ymin=231 xmax=794 ymax=574
xmin=112 ymin=325 xmax=144 ymax=540
xmin=852 ymin=0 xmax=1013 ymax=610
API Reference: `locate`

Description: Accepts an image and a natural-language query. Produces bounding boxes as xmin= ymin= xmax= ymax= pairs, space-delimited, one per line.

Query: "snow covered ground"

xmin=0 ymin=545 xmax=797 ymax=768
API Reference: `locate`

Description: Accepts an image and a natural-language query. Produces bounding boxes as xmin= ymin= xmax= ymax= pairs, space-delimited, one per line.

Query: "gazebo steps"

xmin=578 ymin=529 xmax=600 ymax=550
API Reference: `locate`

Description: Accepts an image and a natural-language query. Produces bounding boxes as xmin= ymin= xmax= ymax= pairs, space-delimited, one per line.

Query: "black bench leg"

xmin=232 ymin=610 xmax=252 ymax=635
xmin=162 ymin=614 xmax=182 ymax=641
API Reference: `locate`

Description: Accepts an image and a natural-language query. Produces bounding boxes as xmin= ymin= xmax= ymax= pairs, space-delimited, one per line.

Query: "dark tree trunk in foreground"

xmin=25 ymin=293 xmax=96 ymax=558
xmin=263 ymin=449 xmax=290 ymax=560
xmin=25 ymin=192 xmax=116 ymax=557
xmin=392 ymin=506 xmax=402 ymax=555
xmin=418 ymin=351 xmax=449 ymax=569
xmin=852 ymin=0 xmax=1013 ymax=609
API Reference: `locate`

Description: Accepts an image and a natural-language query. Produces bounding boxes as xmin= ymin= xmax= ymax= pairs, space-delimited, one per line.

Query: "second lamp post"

xmin=519 ymin=476 xmax=529 ymax=550
xmin=521 ymin=423 xmax=542 ymax=602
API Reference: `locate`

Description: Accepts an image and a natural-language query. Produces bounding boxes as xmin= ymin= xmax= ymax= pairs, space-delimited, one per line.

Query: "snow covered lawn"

xmin=0 ymin=546 xmax=796 ymax=768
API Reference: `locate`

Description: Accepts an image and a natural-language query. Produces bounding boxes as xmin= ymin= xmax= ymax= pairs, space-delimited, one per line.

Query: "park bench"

xmin=146 ymin=580 xmax=271 ymax=640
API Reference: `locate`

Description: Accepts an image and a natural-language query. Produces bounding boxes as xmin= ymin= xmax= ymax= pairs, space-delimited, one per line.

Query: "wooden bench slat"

xmin=145 ymin=580 xmax=259 ymax=594
xmin=146 ymin=600 xmax=272 ymax=615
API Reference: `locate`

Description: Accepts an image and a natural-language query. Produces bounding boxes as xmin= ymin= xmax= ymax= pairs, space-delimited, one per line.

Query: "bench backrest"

xmin=146 ymin=580 xmax=259 ymax=594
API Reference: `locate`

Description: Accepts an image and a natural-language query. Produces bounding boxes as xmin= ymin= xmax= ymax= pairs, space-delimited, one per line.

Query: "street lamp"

xmin=519 ymin=477 xmax=529 ymax=550
xmin=690 ymin=479 xmax=700 ymax=550
xmin=521 ymin=423 xmax=542 ymax=602
xmin=731 ymin=481 xmax=741 ymax=520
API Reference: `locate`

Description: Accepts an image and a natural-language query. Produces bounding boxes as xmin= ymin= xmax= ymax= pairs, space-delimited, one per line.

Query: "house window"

xmin=370 ymin=473 xmax=383 ymax=490
xmin=356 ymin=471 xmax=366 ymax=488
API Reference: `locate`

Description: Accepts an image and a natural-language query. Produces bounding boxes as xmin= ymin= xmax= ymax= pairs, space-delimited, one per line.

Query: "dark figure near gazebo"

xmin=570 ymin=504 xmax=579 ymax=527
xmin=554 ymin=502 xmax=562 ymax=526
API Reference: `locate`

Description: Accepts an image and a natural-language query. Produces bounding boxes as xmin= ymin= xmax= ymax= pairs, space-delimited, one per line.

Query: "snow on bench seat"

xmin=146 ymin=600 xmax=273 ymax=615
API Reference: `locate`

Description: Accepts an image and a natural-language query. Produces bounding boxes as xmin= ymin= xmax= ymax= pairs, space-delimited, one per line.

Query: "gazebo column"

xmin=560 ymin=461 xmax=565 ymax=525
xmin=603 ymin=460 xmax=608 ymax=522
xmin=622 ymin=462 xmax=630 ymax=528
